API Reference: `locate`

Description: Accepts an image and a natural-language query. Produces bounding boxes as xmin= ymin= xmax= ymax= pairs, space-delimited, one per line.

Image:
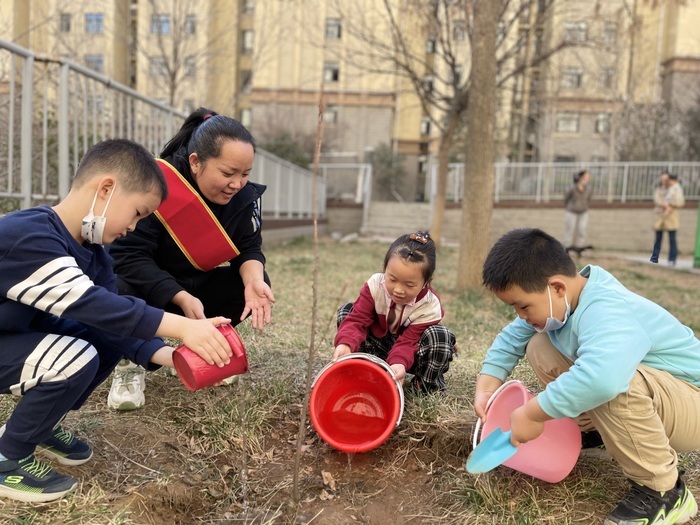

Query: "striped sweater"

xmin=0 ymin=206 xmax=166 ymax=368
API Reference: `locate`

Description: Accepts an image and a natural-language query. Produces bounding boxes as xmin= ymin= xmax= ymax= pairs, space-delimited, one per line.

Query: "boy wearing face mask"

xmin=0 ymin=139 xmax=235 ymax=503
xmin=473 ymin=228 xmax=699 ymax=525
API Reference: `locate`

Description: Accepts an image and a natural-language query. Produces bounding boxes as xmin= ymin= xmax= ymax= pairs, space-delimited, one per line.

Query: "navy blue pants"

xmin=651 ymin=230 xmax=677 ymax=264
xmin=0 ymin=318 xmax=123 ymax=459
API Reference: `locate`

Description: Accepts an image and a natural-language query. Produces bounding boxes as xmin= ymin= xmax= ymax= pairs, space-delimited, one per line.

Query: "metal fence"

xmin=0 ymin=38 xmax=323 ymax=217
xmin=427 ymin=162 xmax=700 ymax=203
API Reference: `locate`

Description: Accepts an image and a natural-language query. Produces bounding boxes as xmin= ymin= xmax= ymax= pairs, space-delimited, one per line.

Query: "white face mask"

xmin=81 ymin=183 xmax=116 ymax=245
xmin=534 ymin=286 xmax=570 ymax=333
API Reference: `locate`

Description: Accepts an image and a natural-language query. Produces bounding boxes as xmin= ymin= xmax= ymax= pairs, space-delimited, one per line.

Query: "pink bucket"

xmin=473 ymin=380 xmax=581 ymax=483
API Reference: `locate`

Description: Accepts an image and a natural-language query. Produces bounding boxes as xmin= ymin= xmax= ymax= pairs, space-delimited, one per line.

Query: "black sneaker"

xmin=581 ymin=430 xmax=605 ymax=449
xmin=37 ymin=425 xmax=93 ymax=466
xmin=604 ymin=475 xmax=698 ymax=525
xmin=0 ymin=455 xmax=77 ymax=503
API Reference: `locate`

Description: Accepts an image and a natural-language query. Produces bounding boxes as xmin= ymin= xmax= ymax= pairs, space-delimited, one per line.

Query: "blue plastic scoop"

xmin=466 ymin=429 xmax=518 ymax=474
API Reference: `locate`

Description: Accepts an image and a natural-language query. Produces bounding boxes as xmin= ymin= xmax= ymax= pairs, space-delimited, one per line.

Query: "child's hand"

xmin=181 ymin=317 xmax=233 ymax=367
xmin=509 ymin=405 xmax=545 ymax=446
xmin=474 ymin=374 xmax=504 ymax=421
xmin=390 ymin=363 xmax=406 ymax=383
xmin=150 ymin=345 xmax=175 ymax=367
xmin=332 ymin=344 xmax=352 ymax=361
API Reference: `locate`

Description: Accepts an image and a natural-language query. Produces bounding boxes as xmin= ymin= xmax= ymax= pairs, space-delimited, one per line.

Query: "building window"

xmin=60 ymin=13 xmax=71 ymax=33
xmin=450 ymin=65 xmax=463 ymax=86
xmin=595 ymin=112 xmax=610 ymax=134
xmin=323 ymin=105 xmax=338 ymax=124
xmin=149 ymin=57 xmax=168 ymax=76
xmin=420 ymin=117 xmax=431 ymax=135
xmin=85 ymin=13 xmax=104 ymax=34
xmin=183 ymin=99 xmax=195 ymax=114
xmin=184 ymin=56 xmax=196 ymax=77
xmin=555 ymin=112 xmax=580 ymax=133
xmin=600 ymin=68 xmax=615 ymax=89
xmin=560 ymin=67 xmax=583 ymax=89
xmin=426 ymin=36 xmax=436 ymax=53
xmin=554 ymin=155 xmax=576 ymax=163
xmin=84 ymin=54 xmax=104 ymax=73
xmin=240 ymin=69 xmax=252 ymax=92
xmin=185 ymin=14 xmax=196 ymax=35
xmin=325 ymin=18 xmax=341 ymax=40
xmin=151 ymin=14 xmax=170 ymax=35
xmin=242 ymin=0 xmax=255 ymax=14
xmin=323 ymin=62 xmax=340 ymax=82
xmin=603 ymin=22 xmax=617 ymax=46
xmin=453 ymin=20 xmax=466 ymax=41
xmin=240 ymin=108 xmax=252 ymax=127
xmin=563 ymin=22 xmax=587 ymax=43
xmin=423 ymin=75 xmax=434 ymax=93
xmin=242 ymin=30 xmax=254 ymax=54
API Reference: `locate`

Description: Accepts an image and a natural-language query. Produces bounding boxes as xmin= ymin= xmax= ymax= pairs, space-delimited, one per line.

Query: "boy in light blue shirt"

xmin=474 ymin=228 xmax=699 ymax=525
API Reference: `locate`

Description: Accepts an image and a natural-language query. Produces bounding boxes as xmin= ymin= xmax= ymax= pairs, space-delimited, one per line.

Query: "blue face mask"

xmin=534 ymin=286 xmax=570 ymax=333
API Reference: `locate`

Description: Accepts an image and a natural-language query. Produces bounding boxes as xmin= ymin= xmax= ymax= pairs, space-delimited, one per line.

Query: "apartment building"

xmin=511 ymin=0 xmax=700 ymax=164
xmin=0 ymin=0 xmax=130 ymax=82
xmin=1 ymin=0 xmax=698 ymax=190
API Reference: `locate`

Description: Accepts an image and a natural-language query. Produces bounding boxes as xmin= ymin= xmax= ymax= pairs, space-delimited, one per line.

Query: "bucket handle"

xmin=471 ymin=380 xmax=525 ymax=450
xmin=312 ymin=352 xmax=405 ymax=427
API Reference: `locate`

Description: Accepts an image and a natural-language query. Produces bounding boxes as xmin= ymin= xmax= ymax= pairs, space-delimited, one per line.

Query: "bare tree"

xmin=327 ymin=0 xmax=578 ymax=246
xmin=457 ymin=0 xmax=501 ymax=290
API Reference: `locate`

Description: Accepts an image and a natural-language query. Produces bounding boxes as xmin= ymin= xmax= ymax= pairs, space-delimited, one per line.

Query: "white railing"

xmin=427 ymin=162 xmax=700 ymax=203
xmin=0 ymin=38 xmax=323 ymax=218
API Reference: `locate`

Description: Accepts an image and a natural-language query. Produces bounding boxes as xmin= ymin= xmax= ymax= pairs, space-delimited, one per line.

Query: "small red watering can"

xmin=172 ymin=324 xmax=248 ymax=391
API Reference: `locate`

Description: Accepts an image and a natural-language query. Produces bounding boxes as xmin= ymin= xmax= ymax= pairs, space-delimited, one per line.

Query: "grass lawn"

xmin=0 ymin=236 xmax=698 ymax=524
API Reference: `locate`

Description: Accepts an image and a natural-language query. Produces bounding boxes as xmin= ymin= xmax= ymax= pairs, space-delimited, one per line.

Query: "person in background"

xmin=107 ymin=108 xmax=275 ymax=410
xmin=650 ymin=172 xmax=685 ymax=266
xmin=563 ymin=169 xmax=593 ymax=257
xmin=332 ymin=231 xmax=457 ymax=393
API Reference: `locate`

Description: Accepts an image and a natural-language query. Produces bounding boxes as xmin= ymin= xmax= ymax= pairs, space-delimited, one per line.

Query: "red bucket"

xmin=172 ymin=324 xmax=248 ymax=391
xmin=309 ymin=353 xmax=404 ymax=453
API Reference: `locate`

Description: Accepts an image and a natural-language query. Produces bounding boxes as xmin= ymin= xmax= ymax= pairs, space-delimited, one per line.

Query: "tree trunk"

xmin=430 ymin=111 xmax=458 ymax=247
xmin=457 ymin=0 xmax=501 ymax=290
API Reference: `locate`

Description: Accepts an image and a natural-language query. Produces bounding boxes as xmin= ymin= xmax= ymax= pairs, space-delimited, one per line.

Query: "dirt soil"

xmin=63 ymin=371 xmax=466 ymax=525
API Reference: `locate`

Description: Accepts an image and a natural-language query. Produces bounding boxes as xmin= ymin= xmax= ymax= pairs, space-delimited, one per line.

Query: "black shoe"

xmin=650 ymin=257 xmax=659 ymax=264
xmin=604 ymin=475 xmax=698 ymax=525
xmin=581 ymin=430 xmax=605 ymax=449
xmin=37 ymin=425 xmax=93 ymax=466
xmin=0 ymin=455 xmax=77 ymax=503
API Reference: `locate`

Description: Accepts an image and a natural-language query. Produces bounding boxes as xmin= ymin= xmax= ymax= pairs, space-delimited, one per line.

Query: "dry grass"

xmin=0 ymin=236 xmax=698 ymax=524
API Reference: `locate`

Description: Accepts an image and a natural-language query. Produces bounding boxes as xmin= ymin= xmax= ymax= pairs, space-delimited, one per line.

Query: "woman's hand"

xmin=172 ymin=290 xmax=206 ymax=320
xmin=242 ymin=279 xmax=275 ymax=331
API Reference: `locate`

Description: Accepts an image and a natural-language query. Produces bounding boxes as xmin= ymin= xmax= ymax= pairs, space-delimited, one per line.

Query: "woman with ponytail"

xmin=106 ymin=108 xmax=275 ymax=409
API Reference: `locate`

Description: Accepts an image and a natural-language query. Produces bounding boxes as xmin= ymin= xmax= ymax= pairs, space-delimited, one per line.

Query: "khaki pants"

xmin=526 ymin=333 xmax=700 ymax=491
